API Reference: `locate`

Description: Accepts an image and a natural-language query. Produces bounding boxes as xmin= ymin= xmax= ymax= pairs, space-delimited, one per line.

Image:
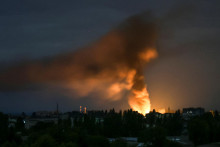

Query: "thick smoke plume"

xmin=0 ymin=12 xmax=158 ymax=114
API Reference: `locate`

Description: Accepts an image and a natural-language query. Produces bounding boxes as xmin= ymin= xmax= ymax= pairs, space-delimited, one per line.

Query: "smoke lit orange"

xmin=129 ymin=87 xmax=151 ymax=115
xmin=0 ymin=12 xmax=158 ymax=115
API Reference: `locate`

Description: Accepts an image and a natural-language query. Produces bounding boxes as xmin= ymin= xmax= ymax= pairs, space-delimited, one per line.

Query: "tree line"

xmin=0 ymin=109 xmax=219 ymax=147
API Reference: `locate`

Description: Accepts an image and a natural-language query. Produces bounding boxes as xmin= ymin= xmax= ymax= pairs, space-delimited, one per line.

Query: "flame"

xmin=158 ymin=108 xmax=166 ymax=114
xmin=128 ymin=48 xmax=157 ymax=115
xmin=129 ymin=87 xmax=151 ymax=115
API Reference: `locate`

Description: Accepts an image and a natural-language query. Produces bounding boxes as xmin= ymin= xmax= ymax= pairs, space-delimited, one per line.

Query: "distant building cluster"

xmin=5 ymin=106 xmax=220 ymax=147
xmin=182 ymin=107 xmax=205 ymax=120
xmin=8 ymin=106 xmax=217 ymax=131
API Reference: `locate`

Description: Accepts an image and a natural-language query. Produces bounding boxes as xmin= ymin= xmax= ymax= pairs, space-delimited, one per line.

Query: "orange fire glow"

xmin=127 ymin=48 xmax=157 ymax=115
xmin=129 ymin=87 xmax=151 ymax=115
xmin=158 ymin=108 xmax=166 ymax=114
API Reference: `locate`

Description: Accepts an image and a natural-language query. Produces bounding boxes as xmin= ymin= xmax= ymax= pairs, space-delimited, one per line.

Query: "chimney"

xmin=84 ymin=107 xmax=87 ymax=114
xmin=80 ymin=106 xmax=82 ymax=113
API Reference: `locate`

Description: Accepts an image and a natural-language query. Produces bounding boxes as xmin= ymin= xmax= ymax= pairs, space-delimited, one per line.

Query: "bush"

xmin=31 ymin=134 xmax=56 ymax=147
xmin=111 ymin=139 xmax=127 ymax=147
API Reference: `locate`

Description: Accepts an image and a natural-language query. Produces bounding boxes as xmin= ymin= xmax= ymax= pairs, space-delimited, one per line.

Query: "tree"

xmin=103 ymin=110 xmax=122 ymax=137
xmin=145 ymin=110 xmax=156 ymax=127
xmin=0 ymin=112 xmax=9 ymax=144
xmin=87 ymin=135 xmax=110 ymax=147
xmin=31 ymin=134 xmax=56 ymax=147
xmin=2 ymin=141 xmax=17 ymax=147
xmin=139 ymin=126 xmax=166 ymax=147
xmin=188 ymin=119 xmax=210 ymax=146
xmin=59 ymin=142 xmax=78 ymax=147
xmin=7 ymin=127 xmax=22 ymax=145
xmin=164 ymin=140 xmax=183 ymax=147
xmin=15 ymin=117 xmax=25 ymax=132
xmin=110 ymin=139 xmax=127 ymax=147
xmin=165 ymin=111 xmax=183 ymax=136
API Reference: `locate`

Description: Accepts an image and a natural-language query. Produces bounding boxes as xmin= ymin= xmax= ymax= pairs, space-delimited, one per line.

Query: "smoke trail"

xmin=0 ymin=12 xmax=158 ymax=114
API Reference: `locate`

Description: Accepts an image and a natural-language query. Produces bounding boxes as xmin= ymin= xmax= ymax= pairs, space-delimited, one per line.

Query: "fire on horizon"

xmin=0 ymin=1 xmax=219 ymax=114
xmin=0 ymin=12 xmax=163 ymax=115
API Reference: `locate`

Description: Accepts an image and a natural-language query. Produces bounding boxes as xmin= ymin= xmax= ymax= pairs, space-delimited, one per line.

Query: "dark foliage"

xmin=0 ymin=109 xmax=219 ymax=146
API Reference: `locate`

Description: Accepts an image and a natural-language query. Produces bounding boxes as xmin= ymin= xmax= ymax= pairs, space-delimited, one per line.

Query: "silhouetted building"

xmin=182 ymin=107 xmax=205 ymax=120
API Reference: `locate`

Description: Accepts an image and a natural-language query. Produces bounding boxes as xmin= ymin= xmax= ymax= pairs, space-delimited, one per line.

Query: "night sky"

xmin=0 ymin=0 xmax=219 ymax=113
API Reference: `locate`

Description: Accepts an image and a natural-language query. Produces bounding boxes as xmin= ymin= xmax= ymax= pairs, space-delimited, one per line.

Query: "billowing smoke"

xmin=0 ymin=12 xmax=158 ymax=114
